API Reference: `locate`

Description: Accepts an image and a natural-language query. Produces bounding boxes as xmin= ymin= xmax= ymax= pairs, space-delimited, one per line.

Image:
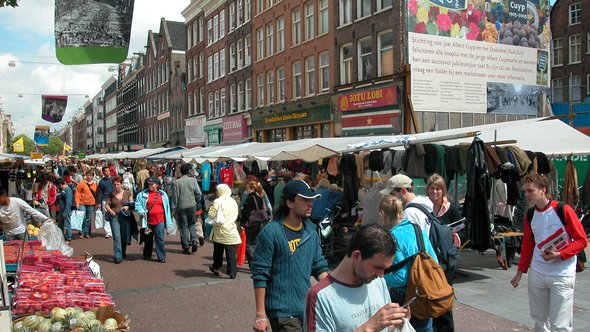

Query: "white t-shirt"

xmin=0 ymin=197 xmax=49 ymax=235
xmin=403 ymin=195 xmax=434 ymax=235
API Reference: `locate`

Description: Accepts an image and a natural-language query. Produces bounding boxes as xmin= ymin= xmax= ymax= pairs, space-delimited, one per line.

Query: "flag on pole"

xmin=63 ymin=142 xmax=71 ymax=154
xmin=13 ymin=137 xmax=24 ymax=153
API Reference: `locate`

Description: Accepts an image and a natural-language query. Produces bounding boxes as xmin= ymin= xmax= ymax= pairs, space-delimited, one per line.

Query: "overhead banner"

xmin=338 ymin=87 xmax=398 ymax=112
xmin=34 ymin=126 xmax=50 ymax=146
xmin=42 ymin=95 xmax=68 ymax=123
xmin=407 ymin=0 xmax=551 ymax=115
xmin=55 ymin=0 xmax=135 ymax=64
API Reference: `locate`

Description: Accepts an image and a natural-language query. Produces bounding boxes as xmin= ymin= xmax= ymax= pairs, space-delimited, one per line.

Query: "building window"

xmin=246 ymin=78 xmax=252 ymax=110
xmin=587 ymin=74 xmax=590 ymax=95
xmin=199 ymin=53 xmax=204 ymax=78
xmin=257 ymin=27 xmax=264 ymax=61
xmin=552 ymin=38 xmax=562 ymax=67
xmin=187 ymin=26 xmax=192 ymax=49
xmin=267 ymin=71 xmax=275 ymax=104
xmin=569 ymin=34 xmax=581 ymax=64
xmin=378 ymin=0 xmax=392 ymax=10
xmin=238 ymin=81 xmax=244 ymax=111
xmin=569 ymin=3 xmax=581 ymax=25
xmin=245 ymin=0 xmax=251 ymax=21
xmin=230 ymin=43 xmax=236 ymax=71
xmin=238 ymin=39 xmax=244 ymax=69
xmin=193 ymin=21 xmax=198 ymax=45
xmin=378 ymin=30 xmax=393 ymax=76
xmin=257 ymin=0 xmax=264 ymax=15
xmin=214 ymin=90 xmax=220 ymax=117
xmin=277 ymin=17 xmax=285 ymax=52
xmin=187 ymin=59 xmax=193 ymax=82
xmin=305 ymin=2 xmax=314 ymax=41
xmin=570 ymin=75 xmax=581 ymax=101
xmin=340 ymin=43 xmax=353 ymax=84
xmin=306 ymin=56 xmax=315 ymax=96
xmin=245 ymin=34 xmax=252 ymax=66
xmin=292 ymin=8 xmax=301 ymax=46
xmin=358 ymin=0 xmax=371 ymax=19
xmin=319 ymin=0 xmax=328 ymax=35
xmin=257 ymin=74 xmax=265 ymax=106
xmin=199 ymin=17 xmax=204 ymax=41
xmin=293 ymin=61 xmax=302 ymax=98
xmin=208 ymin=92 xmax=214 ymax=117
xmin=193 ymin=57 xmax=198 ymax=81
xmin=319 ymin=51 xmax=329 ymax=92
xmin=230 ymin=2 xmax=236 ymax=30
xmin=340 ymin=0 xmax=352 ymax=26
xmin=230 ymin=84 xmax=237 ymax=112
xmin=277 ymin=67 xmax=285 ymax=101
xmin=220 ymin=48 xmax=226 ymax=78
xmin=207 ymin=19 xmax=212 ymax=45
xmin=238 ymin=0 xmax=244 ymax=25
xmin=552 ymin=79 xmax=563 ymax=103
xmin=220 ymin=10 xmax=225 ymax=38
xmin=220 ymin=88 xmax=226 ymax=116
xmin=207 ymin=55 xmax=213 ymax=82
xmin=266 ymin=24 xmax=274 ymax=57
xmin=214 ymin=52 xmax=219 ymax=80
xmin=213 ymin=15 xmax=219 ymax=42
xmin=358 ymin=37 xmax=372 ymax=81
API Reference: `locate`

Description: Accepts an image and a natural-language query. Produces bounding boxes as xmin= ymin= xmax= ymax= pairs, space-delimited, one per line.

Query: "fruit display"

xmin=27 ymin=224 xmax=41 ymax=237
xmin=13 ymin=306 xmax=129 ymax=332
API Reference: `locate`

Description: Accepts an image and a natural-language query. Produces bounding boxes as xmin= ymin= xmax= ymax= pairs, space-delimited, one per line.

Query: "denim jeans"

xmin=63 ymin=213 xmax=72 ymax=241
xmin=110 ymin=216 xmax=123 ymax=261
xmin=176 ymin=206 xmax=197 ymax=249
xmin=78 ymin=204 xmax=94 ymax=236
xmin=245 ymin=225 xmax=262 ymax=264
xmin=410 ymin=316 xmax=433 ymax=332
xmin=4 ymin=233 xmax=25 ymax=241
xmin=143 ymin=222 xmax=166 ymax=261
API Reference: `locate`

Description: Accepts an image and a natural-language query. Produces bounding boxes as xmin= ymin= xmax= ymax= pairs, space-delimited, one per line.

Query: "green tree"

xmin=0 ymin=0 xmax=18 ymax=8
xmin=42 ymin=136 xmax=65 ymax=156
xmin=11 ymin=134 xmax=36 ymax=156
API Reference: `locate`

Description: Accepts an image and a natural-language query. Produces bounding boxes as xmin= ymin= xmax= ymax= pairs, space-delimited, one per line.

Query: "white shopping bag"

xmin=94 ymin=210 xmax=104 ymax=229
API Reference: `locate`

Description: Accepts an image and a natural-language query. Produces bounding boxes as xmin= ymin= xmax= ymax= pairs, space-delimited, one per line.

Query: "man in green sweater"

xmin=251 ymin=180 xmax=329 ymax=332
xmin=171 ymin=163 xmax=203 ymax=254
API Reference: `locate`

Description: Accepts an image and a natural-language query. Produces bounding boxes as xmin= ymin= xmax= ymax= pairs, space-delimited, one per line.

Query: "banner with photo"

xmin=42 ymin=95 xmax=68 ymax=123
xmin=407 ymin=0 xmax=551 ymax=115
xmin=54 ymin=0 xmax=135 ymax=64
xmin=34 ymin=125 xmax=51 ymax=146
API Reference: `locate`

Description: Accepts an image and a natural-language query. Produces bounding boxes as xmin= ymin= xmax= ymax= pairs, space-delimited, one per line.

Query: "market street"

xmin=66 ymin=227 xmax=590 ymax=331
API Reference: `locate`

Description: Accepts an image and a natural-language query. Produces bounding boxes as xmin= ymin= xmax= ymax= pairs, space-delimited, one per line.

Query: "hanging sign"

xmin=42 ymin=95 xmax=68 ymax=123
xmin=34 ymin=125 xmax=50 ymax=146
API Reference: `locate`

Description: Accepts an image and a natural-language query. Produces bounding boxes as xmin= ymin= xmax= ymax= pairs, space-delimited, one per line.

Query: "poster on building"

xmin=34 ymin=125 xmax=50 ymax=146
xmin=55 ymin=0 xmax=135 ymax=64
xmin=185 ymin=116 xmax=206 ymax=145
xmin=407 ymin=0 xmax=551 ymax=115
xmin=41 ymin=95 xmax=68 ymax=123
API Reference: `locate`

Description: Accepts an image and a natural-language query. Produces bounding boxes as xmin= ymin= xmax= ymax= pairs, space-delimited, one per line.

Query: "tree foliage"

xmin=11 ymin=134 xmax=36 ymax=156
xmin=0 ymin=0 xmax=19 ymax=8
xmin=42 ymin=136 xmax=65 ymax=156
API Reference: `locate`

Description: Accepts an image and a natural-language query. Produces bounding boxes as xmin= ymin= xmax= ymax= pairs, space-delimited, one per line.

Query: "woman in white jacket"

xmin=208 ymin=184 xmax=242 ymax=279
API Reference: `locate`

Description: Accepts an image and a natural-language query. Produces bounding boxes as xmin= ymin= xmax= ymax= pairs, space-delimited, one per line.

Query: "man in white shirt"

xmin=381 ymin=174 xmax=433 ymax=234
xmin=0 ymin=187 xmax=51 ymax=240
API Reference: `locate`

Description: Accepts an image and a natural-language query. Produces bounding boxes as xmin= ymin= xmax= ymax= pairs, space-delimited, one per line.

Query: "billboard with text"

xmin=407 ymin=0 xmax=551 ymax=114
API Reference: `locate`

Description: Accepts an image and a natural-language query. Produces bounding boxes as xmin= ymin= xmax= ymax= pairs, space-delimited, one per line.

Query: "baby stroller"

xmin=314 ymin=205 xmax=342 ymax=264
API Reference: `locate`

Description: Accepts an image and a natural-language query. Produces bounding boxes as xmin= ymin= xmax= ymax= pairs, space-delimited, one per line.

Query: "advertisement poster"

xmin=42 ymin=95 xmax=68 ymax=123
xmin=34 ymin=125 xmax=50 ymax=146
xmin=407 ymin=0 xmax=551 ymax=114
xmin=55 ymin=0 xmax=135 ymax=64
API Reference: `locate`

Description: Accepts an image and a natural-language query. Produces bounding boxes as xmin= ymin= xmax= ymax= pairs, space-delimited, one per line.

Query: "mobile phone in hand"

xmin=402 ymin=296 xmax=417 ymax=308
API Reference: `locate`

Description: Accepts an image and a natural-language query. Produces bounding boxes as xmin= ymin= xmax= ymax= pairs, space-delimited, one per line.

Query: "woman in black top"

xmin=240 ymin=181 xmax=267 ymax=264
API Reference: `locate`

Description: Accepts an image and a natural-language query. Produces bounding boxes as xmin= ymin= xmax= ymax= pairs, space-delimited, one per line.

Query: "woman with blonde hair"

xmin=240 ymin=181 xmax=268 ymax=264
xmin=380 ymin=194 xmax=438 ymax=332
xmin=208 ymin=184 xmax=242 ymax=279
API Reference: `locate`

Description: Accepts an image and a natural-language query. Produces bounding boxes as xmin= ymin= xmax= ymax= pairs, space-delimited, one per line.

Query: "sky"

xmin=0 ymin=0 xmax=188 ymax=138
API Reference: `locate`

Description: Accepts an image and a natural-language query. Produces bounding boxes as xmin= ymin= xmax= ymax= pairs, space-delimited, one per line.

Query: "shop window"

xmin=295 ymin=125 xmax=317 ymax=139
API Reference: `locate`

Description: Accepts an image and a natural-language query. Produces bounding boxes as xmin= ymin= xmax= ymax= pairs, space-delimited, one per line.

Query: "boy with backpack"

xmin=511 ymin=174 xmax=587 ymax=332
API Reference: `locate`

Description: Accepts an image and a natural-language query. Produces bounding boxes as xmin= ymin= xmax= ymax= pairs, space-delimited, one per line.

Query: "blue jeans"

xmin=110 ymin=216 xmax=123 ymax=261
xmin=78 ymin=204 xmax=94 ymax=236
xmin=63 ymin=213 xmax=72 ymax=241
xmin=5 ymin=233 xmax=25 ymax=241
xmin=176 ymin=206 xmax=197 ymax=249
xmin=410 ymin=316 xmax=433 ymax=332
xmin=143 ymin=222 xmax=166 ymax=261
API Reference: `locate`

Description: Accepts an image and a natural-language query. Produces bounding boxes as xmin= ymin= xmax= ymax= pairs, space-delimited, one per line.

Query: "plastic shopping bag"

xmin=40 ymin=219 xmax=73 ymax=256
xmin=237 ymin=228 xmax=247 ymax=266
xmin=94 ymin=210 xmax=104 ymax=229
xmin=166 ymin=217 xmax=178 ymax=236
xmin=71 ymin=210 xmax=85 ymax=231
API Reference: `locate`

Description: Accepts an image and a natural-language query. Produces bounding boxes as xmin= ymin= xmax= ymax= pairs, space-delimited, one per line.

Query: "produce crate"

xmin=6 ymin=263 xmax=17 ymax=272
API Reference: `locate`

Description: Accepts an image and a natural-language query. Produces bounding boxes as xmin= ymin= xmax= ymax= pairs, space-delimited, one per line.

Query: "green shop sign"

xmin=252 ymin=104 xmax=331 ymax=129
xmin=205 ymin=123 xmax=222 ymax=146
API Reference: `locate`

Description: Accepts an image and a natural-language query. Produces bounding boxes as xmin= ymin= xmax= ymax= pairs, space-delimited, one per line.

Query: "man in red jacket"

xmin=511 ymin=174 xmax=587 ymax=332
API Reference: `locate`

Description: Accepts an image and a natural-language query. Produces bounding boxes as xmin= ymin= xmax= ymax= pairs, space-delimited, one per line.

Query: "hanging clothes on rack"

xmin=403 ymin=144 xmax=427 ymax=179
xmin=464 ymin=137 xmax=492 ymax=252
xmin=201 ymin=161 xmax=212 ymax=192
xmin=340 ymin=154 xmax=360 ymax=215
xmin=581 ymin=163 xmax=590 ymax=207
xmin=563 ymin=159 xmax=579 ymax=208
xmin=361 ymin=178 xmax=386 ymax=226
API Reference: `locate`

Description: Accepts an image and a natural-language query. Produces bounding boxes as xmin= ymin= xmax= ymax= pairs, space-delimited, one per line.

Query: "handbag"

xmin=246 ymin=196 xmax=268 ymax=227
xmin=71 ymin=210 xmax=85 ymax=231
xmin=206 ymin=203 xmax=225 ymax=225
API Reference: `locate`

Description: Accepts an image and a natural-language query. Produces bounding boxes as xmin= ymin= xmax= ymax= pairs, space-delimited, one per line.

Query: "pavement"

xmin=66 ymin=228 xmax=590 ymax=331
